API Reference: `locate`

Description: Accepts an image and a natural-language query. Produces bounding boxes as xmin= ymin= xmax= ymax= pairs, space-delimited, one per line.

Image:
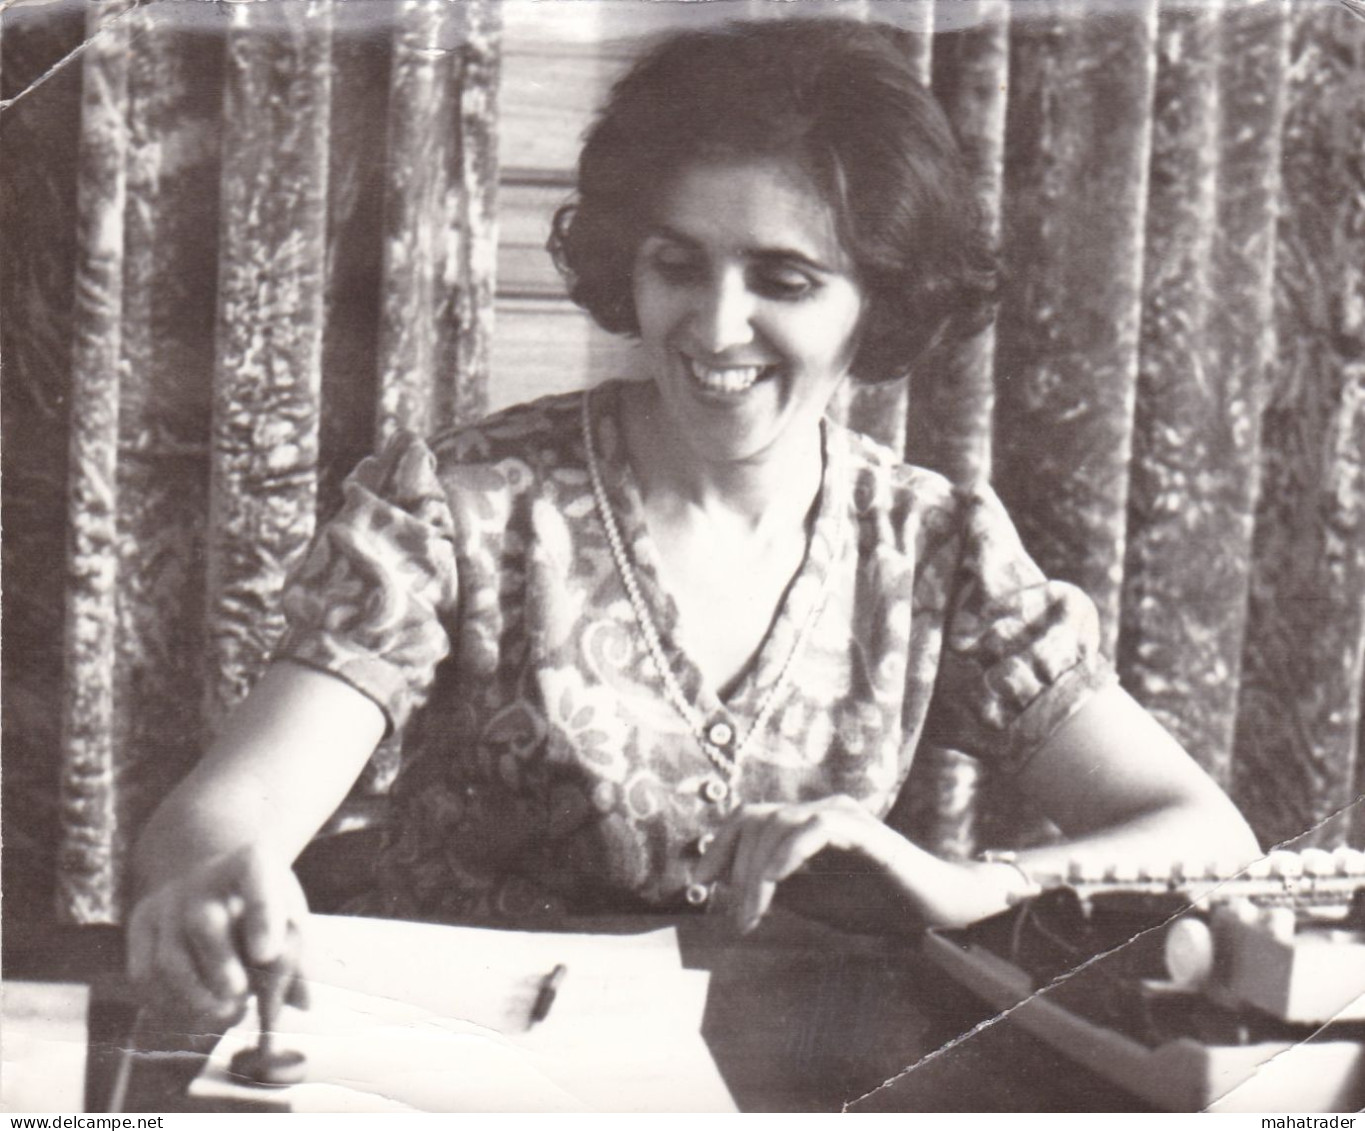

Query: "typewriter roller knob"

xmin=1163 ymin=916 xmax=1216 ymax=988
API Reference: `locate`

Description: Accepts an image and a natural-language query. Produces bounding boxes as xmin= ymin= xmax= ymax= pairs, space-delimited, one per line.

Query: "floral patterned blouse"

xmin=277 ymin=380 xmax=1115 ymax=922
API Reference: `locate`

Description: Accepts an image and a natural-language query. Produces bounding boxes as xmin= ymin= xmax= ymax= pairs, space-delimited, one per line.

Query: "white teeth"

xmin=686 ymin=358 xmax=763 ymax=393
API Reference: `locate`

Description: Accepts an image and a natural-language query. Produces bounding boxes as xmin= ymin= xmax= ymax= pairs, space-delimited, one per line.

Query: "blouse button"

xmin=701 ymin=777 xmax=729 ymax=804
xmin=706 ymin=720 xmax=735 ymax=749
xmin=695 ymin=831 xmax=716 ymax=857
xmin=685 ymin=882 xmax=711 ymax=907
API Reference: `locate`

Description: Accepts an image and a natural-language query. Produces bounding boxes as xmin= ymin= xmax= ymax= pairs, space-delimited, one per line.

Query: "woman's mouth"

xmin=685 ymin=358 xmax=768 ymax=394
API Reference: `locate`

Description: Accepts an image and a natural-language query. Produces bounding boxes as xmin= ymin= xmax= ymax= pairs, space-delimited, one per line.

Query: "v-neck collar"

xmin=583 ymin=380 xmax=847 ymax=723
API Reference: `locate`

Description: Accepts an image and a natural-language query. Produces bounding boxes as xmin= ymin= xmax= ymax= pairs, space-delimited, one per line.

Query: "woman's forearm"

xmin=772 ymin=791 xmax=1260 ymax=936
xmin=131 ymin=768 xmax=283 ymax=900
xmin=1008 ymin=796 xmax=1261 ymax=888
xmin=131 ymin=662 xmax=386 ymax=901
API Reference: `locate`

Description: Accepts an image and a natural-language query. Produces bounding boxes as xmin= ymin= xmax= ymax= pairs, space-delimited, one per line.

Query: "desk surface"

xmin=3 ymin=913 xmax=1149 ymax=1113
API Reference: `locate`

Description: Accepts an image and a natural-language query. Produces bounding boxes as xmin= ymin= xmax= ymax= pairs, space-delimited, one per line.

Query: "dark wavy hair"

xmin=548 ymin=19 xmax=998 ymax=384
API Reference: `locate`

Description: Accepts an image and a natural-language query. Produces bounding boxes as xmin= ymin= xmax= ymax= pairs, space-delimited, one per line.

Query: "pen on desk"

xmin=530 ymin=962 xmax=567 ymax=1025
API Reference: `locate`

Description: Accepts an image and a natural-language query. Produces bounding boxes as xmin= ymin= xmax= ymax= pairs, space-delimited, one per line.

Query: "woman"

xmin=128 ymin=19 xmax=1258 ymax=1021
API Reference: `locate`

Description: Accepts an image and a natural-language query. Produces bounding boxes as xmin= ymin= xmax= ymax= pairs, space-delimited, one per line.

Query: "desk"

xmin=2 ymin=913 xmax=1151 ymax=1113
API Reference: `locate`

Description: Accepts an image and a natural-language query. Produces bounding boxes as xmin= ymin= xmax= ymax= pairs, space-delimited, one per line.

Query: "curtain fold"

xmin=994 ymin=1 xmax=1159 ymax=655
xmin=1118 ymin=0 xmax=1287 ymax=787
xmin=1 ymin=0 xmax=1360 ymax=923
xmin=8 ymin=0 xmax=503 ymax=923
xmin=206 ymin=0 xmax=333 ymax=732
xmin=377 ymin=0 xmax=499 ymax=444
xmin=57 ymin=0 xmax=134 ymax=924
xmin=1232 ymin=3 xmax=1365 ymax=850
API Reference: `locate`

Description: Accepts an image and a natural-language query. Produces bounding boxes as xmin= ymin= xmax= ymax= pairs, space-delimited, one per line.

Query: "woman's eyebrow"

xmin=644 ymin=224 xmax=837 ymax=274
xmin=747 ymin=247 xmax=836 ymax=274
xmin=642 ymin=224 xmax=702 ymax=249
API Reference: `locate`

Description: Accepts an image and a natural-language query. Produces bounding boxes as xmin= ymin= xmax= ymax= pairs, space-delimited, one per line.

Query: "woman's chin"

xmin=672 ymin=380 xmax=788 ymax=458
xmin=635 ymin=364 xmax=819 ymax=470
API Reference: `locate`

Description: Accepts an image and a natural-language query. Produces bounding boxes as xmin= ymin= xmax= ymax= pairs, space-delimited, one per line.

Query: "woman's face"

xmin=631 ymin=156 xmax=865 ymax=468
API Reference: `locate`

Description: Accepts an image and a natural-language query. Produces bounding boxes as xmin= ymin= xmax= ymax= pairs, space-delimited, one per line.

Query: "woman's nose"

xmin=688 ymin=272 xmax=755 ymax=352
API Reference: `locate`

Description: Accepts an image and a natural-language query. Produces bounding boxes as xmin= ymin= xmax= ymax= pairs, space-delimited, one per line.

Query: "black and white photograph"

xmin=2 ymin=0 xmax=1363 ymax=1115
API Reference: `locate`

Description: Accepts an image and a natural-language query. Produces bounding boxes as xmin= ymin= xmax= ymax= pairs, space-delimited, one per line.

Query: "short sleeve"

xmin=275 ymin=430 xmax=459 ymax=734
xmin=921 ymin=485 xmax=1118 ymax=773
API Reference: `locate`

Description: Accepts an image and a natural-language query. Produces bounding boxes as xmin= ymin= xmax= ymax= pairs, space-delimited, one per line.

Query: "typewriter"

xmin=924 ymin=848 xmax=1365 ymax=1112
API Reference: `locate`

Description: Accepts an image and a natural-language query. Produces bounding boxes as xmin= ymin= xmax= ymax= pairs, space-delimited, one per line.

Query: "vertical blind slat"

xmin=994 ymin=0 xmax=1159 ymax=653
xmin=205 ymin=1 xmax=332 ymax=728
xmin=1234 ymin=5 xmax=1365 ymax=847
xmin=57 ymin=0 xmax=133 ymax=924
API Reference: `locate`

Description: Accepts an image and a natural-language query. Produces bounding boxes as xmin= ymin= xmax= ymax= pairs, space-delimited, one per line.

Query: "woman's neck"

xmin=614 ymin=380 xmax=826 ymax=696
xmin=618 ymin=381 xmax=824 ymax=538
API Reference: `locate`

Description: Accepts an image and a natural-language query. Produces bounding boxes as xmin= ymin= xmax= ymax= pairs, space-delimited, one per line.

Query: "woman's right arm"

xmin=127 ymin=660 xmax=386 ymax=1021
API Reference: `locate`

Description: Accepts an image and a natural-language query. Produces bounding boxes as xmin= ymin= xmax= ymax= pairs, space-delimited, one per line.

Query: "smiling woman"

xmin=125 ymin=17 xmax=1259 ymax=1023
xmin=630 ymin=158 xmax=864 ymax=464
xmin=549 ymin=20 xmax=995 ymax=385
xmin=621 ymin=156 xmax=865 ymax=696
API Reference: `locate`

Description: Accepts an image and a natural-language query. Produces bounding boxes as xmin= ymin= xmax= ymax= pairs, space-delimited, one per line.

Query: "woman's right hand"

xmin=124 ymin=664 xmax=386 ymax=1023
xmin=126 ymin=843 xmax=309 ymax=1023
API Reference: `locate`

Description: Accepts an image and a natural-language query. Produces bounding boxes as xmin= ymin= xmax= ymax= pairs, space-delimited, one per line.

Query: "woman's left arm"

xmin=1005 ymin=682 xmax=1260 ymax=881
xmin=697 ymin=684 xmax=1259 ymax=933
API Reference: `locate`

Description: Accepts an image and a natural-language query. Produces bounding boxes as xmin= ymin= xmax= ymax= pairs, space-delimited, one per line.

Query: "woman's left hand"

xmin=691 ymin=795 xmax=912 ymax=933
xmin=691 ymin=794 xmax=1037 ymax=934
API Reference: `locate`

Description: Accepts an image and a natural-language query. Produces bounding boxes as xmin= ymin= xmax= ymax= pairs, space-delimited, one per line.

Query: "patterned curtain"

xmin=2 ymin=0 xmax=1361 ymax=926
xmin=2 ymin=0 xmax=502 ymax=924
xmin=893 ymin=0 xmax=1365 ymax=860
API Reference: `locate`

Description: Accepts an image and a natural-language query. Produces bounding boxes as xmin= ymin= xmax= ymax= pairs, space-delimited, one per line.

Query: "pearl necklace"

xmin=581 ymin=391 xmax=842 ymax=783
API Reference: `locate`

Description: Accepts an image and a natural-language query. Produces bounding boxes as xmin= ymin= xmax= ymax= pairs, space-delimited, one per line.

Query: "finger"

xmin=285 ymin=970 xmax=311 ymax=1011
xmin=183 ymin=898 xmax=250 ymax=1001
xmin=693 ymin=802 xmax=777 ymax=885
xmin=125 ymin=901 xmax=159 ymax=994
xmin=729 ymin=815 xmax=791 ymax=933
xmin=742 ymin=878 xmax=779 ymax=933
xmin=764 ymin=818 xmax=843 ymax=885
xmin=236 ymin=849 xmax=294 ymax=967
xmin=693 ymin=821 xmax=741 ymax=886
xmin=156 ymin=926 xmax=244 ymax=1022
xmin=745 ymin=812 xmax=837 ymax=930
xmin=283 ymin=921 xmax=310 ymax=1010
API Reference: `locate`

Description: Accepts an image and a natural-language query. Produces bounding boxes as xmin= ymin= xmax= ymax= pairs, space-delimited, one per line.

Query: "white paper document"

xmin=1 ymin=982 xmax=90 ymax=1113
xmin=191 ymin=915 xmax=736 ymax=1112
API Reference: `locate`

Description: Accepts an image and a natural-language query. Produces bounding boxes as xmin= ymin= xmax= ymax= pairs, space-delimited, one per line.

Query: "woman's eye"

xmin=648 ymin=249 xmax=703 ymax=283
xmin=753 ymin=269 xmax=816 ymax=300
